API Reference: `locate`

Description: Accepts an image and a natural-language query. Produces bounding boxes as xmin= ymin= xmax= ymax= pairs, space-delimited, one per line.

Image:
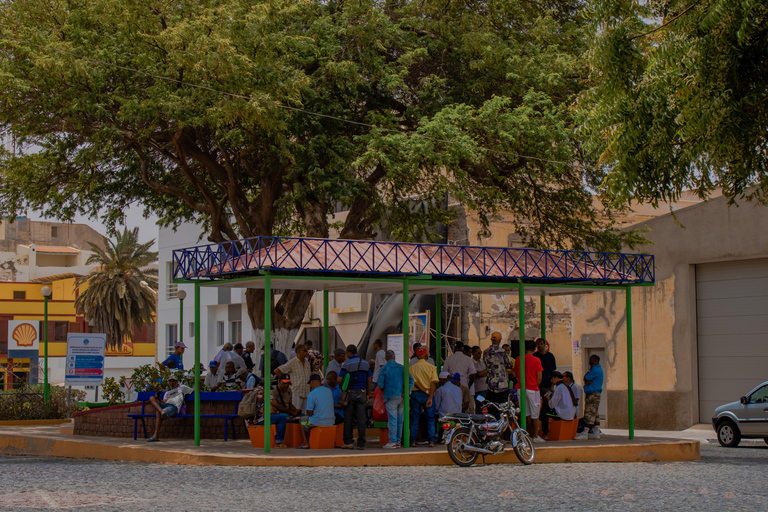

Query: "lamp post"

xmin=177 ymin=289 xmax=186 ymax=347
xmin=41 ymin=286 xmax=52 ymax=411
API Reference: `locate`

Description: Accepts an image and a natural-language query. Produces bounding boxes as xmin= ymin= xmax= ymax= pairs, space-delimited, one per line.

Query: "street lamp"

xmin=40 ymin=286 xmax=52 ymax=411
xmin=177 ymin=289 xmax=186 ymax=348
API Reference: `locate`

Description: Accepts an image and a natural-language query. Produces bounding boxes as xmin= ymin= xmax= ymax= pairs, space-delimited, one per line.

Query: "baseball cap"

xmin=208 ymin=360 xmax=218 ymax=367
xmin=174 ymin=341 xmax=187 ymax=348
xmin=450 ymin=373 xmax=461 ymax=383
xmin=280 ymin=375 xmax=291 ymax=383
xmin=307 ymin=374 xmax=322 ymax=384
xmin=491 ymin=331 xmax=502 ymax=341
xmin=438 ymin=371 xmax=450 ymax=379
xmin=416 ymin=347 xmax=428 ymax=356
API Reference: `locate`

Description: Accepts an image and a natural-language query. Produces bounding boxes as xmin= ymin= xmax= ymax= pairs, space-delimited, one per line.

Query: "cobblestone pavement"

xmin=0 ymin=443 xmax=765 ymax=511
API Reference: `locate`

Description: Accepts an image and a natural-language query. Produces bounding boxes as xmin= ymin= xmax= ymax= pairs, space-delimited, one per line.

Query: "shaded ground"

xmin=0 ymin=443 xmax=765 ymax=511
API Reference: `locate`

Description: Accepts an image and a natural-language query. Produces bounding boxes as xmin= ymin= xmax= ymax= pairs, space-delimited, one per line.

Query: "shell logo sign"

xmin=8 ymin=321 xmax=40 ymax=351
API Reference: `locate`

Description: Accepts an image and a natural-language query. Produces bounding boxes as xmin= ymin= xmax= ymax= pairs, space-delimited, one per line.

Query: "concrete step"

xmin=59 ymin=419 xmax=74 ymax=435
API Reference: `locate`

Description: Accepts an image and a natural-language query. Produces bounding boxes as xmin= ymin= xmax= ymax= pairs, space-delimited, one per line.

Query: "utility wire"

xmin=0 ymin=34 xmax=570 ymax=165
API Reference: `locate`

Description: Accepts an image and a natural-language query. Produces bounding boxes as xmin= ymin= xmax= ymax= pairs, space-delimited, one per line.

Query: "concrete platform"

xmin=0 ymin=425 xmax=699 ymax=467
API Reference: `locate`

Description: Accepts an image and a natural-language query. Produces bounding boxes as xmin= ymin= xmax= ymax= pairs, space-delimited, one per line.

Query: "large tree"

xmin=577 ymin=0 xmax=768 ymax=206
xmin=0 ymin=0 xmax=640 ymax=349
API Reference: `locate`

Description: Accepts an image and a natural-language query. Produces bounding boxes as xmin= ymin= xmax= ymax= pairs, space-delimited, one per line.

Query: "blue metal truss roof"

xmin=172 ymin=236 xmax=654 ymax=285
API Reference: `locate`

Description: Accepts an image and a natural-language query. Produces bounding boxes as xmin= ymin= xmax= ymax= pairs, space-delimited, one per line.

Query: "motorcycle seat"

xmin=451 ymin=412 xmax=496 ymax=422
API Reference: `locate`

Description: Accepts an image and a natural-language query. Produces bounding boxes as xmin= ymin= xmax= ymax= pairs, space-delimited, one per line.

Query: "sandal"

xmin=276 ymin=443 xmax=288 ymax=448
xmin=147 ymin=437 xmax=159 ymax=442
xmin=297 ymin=445 xmax=310 ymax=449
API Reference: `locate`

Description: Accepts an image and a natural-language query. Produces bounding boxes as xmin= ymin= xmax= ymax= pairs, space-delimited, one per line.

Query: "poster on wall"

xmin=65 ymin=333 xmax=106 ymax=386
xmin=7 ymin=320 xmax=40 ymax=351
xmin=387 ymin=334 xmax=404 ymax=365
xmin=408 ymin=311 xmax=430 ymax=356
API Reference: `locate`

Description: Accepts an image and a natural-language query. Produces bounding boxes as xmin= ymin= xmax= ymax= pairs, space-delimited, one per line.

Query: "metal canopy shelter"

xmin=173 ymin=237 xmax=654 ymax=452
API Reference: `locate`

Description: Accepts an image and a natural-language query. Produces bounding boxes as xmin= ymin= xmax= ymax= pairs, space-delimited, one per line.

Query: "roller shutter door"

xmin=696 ymin=258 xmax=768 ymax=423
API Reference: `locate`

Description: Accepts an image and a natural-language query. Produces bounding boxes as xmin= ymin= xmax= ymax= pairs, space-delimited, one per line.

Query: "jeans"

xmin=385 ymin=396 xmax=404 ymax=444
xmin=343 ymin=388 xmax=367 ymax=447
xmin=410 ymin=391 xmax=435 ymax=443
xmin=257 ymin=413 xmax=288 ymax=443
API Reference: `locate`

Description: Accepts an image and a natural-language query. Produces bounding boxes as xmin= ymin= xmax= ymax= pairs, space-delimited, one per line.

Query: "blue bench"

xmin=128 ymin=390 xmax=242 ymax=441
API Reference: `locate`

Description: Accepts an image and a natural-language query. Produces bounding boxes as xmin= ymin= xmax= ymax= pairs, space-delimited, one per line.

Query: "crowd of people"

xmin=152 ymin=333 xmax=604 ymax=446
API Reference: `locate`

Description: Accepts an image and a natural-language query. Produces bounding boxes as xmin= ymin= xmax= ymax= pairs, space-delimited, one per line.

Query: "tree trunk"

xmin=246 ymin=288 xmax=315 ymax=360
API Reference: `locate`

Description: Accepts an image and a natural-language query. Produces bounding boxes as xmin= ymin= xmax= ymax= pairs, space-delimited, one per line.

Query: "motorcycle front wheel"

xmin=512 ymin=429 xmax=535 ymax=465
xmin=447 ymin=427 xmax=480 ymax=467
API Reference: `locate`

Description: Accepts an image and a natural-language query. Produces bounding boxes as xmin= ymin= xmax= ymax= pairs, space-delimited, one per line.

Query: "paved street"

xmin=0 ymin=443 xmax=765 ymax=511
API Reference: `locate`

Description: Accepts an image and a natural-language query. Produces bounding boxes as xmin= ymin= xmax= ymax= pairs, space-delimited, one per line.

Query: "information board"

xmin=65 ymin=333 xmax=106 ymax=386
xmin=387 ymin=334 xmax=404 ymax=365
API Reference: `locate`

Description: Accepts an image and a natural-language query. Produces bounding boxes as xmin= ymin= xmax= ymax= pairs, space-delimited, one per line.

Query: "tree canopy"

xmin=578 ymin=0 xmax=768 ymax=206
xmin=0 ymin=0 xmax=642 ymax=332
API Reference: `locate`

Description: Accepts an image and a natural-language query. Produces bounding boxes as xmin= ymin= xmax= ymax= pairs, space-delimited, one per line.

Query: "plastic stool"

xmin=335 ymin=423 xmax=345 ymax=447
xmin=309 ymin=425 xmax=337 ymax=449
xmin=548 ymin=418 xmax=579 ymax=440
xmin=248 ymin=424 xmax=276 ymax=448
xmin=284 ymin=423 xmax=304 ymax=447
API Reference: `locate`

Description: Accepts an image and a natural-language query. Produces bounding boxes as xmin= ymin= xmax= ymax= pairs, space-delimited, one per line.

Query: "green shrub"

xmin=0 ymin=385 xmax=86 ymax=421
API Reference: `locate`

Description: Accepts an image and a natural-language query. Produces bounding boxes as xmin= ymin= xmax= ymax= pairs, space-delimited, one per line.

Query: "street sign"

xmin=65 ymin=333 xmax=106 ymax=386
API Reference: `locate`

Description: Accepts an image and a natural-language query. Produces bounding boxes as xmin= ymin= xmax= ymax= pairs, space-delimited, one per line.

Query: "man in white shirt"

xmin=219 ymin=342 xmax=247 ymax=372
xmin=443 ymin=342 xmax=476 ymax=389
xmin=372 ymin=339 xmax=386 ymax=387
xmin=545 ymin=371 xmax=576 ymax=421
xmin=147 ymin=376 xmax=192 ymax=442
xmin=325 ymin=349 xmax=346 ymax=380
xmin=563 ymin=371 xmax=581 ymax=410
xmin=204 ymin=360 xmax=223 ymax=389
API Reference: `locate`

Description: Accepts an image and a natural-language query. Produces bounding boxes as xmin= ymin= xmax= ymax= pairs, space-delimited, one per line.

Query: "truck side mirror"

xmin=740 ymin=396 xmax=747 ymax=405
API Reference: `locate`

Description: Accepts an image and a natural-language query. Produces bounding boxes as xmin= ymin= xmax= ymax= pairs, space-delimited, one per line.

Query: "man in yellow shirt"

xmin=409 ymin=348 xmax=439 ymax=446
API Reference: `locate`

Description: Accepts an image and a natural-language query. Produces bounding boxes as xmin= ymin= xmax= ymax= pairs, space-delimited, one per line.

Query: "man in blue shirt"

xmin=575 ymin=355 xmax=604 ymax=440
xmin=325 ymin=371 xmax=344 ymax=424
xmin=160 ymin=342 xmax=186 ymax=371
xmin=298 ymin=374 xmax=335 ymax=448
xmin=338 ymin=344 xmax=372 ymax=450
xmin=376 ymin=350 xmax=414 ymax=448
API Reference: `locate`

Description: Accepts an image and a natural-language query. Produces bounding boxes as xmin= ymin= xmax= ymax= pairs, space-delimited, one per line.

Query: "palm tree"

xmin=75 ymin=228 xmax=158 ymax=351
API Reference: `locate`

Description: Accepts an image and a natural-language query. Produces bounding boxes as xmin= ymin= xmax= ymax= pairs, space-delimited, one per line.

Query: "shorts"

xmin=160 ymin=403 xmax=178 ymax=418
xmin=524 ymin=390 xmax=541 ymax=419
xmin=300 ymin=416 xmax=315 ymax=432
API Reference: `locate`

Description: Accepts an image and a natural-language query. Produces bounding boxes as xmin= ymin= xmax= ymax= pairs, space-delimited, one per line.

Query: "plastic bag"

xmin=373 ymin=387 xmax=387 ymax=422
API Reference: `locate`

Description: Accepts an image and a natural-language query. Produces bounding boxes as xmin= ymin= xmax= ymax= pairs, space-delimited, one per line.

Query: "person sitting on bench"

xmin=298 ymin=374 xmax=335 ymax=449
xmin=544 ymin=371 xmax=577 ymax=421
xmin=147 ymin=376 xmax=192 ymax=442
xmin=271 ymin=375 xmax=302 ymax=419
xmin=212 ymin=361 xmax=242 ymax=391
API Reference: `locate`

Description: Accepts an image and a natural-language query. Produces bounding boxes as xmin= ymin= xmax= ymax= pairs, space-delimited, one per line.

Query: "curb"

xmin=0 ymin=419 xmax=71 ymax=427
xmin=0 ymin=431 xmax=700 ymax=467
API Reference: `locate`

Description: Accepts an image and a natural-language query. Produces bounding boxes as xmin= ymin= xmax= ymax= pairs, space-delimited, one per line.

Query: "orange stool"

xmin=284 ymin=423 xmax=304 ymax=447
xmin=248 ymin=424 xmax=276 ymax=448
xmin=309 ymin=425 xmax=337 ymax=449
xmin=379 ymin=428 xmax=389 ymax=445
xmin=335 ymin=423 xmax=345 ymax=447
xmin=547 ymin=418 xmax=579 ymax=440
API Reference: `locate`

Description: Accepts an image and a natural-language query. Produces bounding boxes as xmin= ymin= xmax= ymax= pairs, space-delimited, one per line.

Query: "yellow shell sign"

xmin=7 ymin=321 xmax=40 ymax=350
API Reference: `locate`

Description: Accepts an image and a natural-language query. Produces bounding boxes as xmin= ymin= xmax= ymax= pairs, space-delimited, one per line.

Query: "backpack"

xmin=238 ymin=389 xmax=262 ymax=418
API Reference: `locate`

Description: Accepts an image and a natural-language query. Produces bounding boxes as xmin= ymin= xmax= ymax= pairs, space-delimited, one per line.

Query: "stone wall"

xmin=73 ymin=400 xmax=249 ymax=440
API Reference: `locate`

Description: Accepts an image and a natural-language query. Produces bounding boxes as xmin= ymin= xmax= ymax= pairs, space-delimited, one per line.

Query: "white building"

xmin=157 ymin=224 xmax=371 ymax=370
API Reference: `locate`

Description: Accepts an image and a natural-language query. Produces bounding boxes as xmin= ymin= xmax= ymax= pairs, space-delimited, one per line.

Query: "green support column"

xmin=323 ymin=290 xmax=329 ymax=373
xmin=194 ymin=283 xmax=201 ymax=446
xmin=540 ymin=293 xmax=546 ymax=340
xmin=435 ymin=293 xmax=442 ymax=373
xmin=264 ymin=274 xmax=273 ymax=453
xmin=518 ymin=284 xmax=526 ymax=430
xmin=626 ymin=286 xmax=634 ymax=440
xmin=402 ymin=279 xmax=410 ymax=448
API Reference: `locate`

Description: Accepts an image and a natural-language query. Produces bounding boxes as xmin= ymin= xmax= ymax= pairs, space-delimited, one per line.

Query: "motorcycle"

xmin=439 ymin=395 xmax=535 ymax=467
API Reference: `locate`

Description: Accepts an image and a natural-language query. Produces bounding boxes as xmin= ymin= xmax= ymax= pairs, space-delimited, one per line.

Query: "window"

xmin=216 ymin=321 xmax=225 ymax=346
xmin=230 ymin=321 xmax=242 ymax=345
xmin=166 ymin=262 xmax=178 ymax=300
xmin=54 ymin=321 xmax=69 ymax=342
xmin=166 ymin=324 xmax=178 ymax=356
xmin=750 ymin=385 xmax=768 ymax=404
xmin=13 ymin=290 xmax=26 ymax=300
xmin=51 ymin=226 xmax=58 ymax=238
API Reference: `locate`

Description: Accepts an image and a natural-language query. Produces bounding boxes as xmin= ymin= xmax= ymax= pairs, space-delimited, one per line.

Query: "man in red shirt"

xmin=515 ymin=339 xmax=545 ymax=443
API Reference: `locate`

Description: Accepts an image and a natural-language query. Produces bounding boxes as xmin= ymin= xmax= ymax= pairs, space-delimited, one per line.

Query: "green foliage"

xmin=101 ymin=377 xmax=126 ymax=406
xmin=578 ymin=0 xmax=768 ymax=206
xmin=0 ymin=385 xmax=86 ymax=421
xmin=74 ymin=228 xmax=157 ymax=351
xmin=129 ymin=364 xmax=203 ymax=393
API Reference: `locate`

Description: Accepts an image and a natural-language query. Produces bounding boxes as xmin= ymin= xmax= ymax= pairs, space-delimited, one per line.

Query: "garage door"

xmin=696 ymin=258 xmax=768 ymax=423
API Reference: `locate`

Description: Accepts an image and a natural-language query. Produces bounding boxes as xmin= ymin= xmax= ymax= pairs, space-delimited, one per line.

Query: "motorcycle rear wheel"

xmin=512 ymin=429 xmax=535 ymax=465
xmin=447 ymin=427 xmax=480 ymax=467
